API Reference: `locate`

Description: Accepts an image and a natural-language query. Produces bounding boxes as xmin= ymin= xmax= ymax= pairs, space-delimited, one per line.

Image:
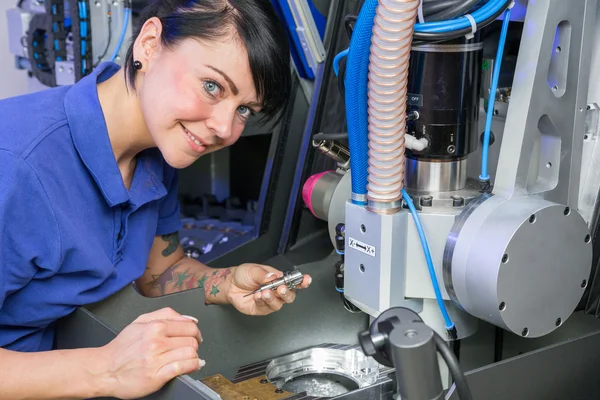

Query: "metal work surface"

xmin=59 ymin=247 xmax=368 ymax=380
xmin=265 ymin=346 xmax=380 ymax=394
xmin=448 ymin=327 xmax=600 ymax=400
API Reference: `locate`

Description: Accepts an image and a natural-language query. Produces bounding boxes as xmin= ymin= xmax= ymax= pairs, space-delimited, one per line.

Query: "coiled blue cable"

xmin=333 ymin=48 xmax=349 ymax=77
xmin=402 ymin=189 xmax=454 ymax=331
xmin=110 ymin=7 xmax=131 ymax=62
xmin=480 ymin=7 xmax=512 ymax=182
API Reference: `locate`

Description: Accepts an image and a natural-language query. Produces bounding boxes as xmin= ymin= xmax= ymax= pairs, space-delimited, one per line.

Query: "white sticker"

xmin=349 ymin=237 xmax=376 ymax=257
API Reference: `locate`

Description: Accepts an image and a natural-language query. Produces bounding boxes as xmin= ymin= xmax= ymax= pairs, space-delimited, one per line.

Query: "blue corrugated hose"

xmin=344 ymin=0 xmax=378 ymax=203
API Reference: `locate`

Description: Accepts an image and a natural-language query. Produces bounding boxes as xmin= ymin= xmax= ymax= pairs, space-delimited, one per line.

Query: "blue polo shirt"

xmin=0 ymin=62 xmax=182 ymax=351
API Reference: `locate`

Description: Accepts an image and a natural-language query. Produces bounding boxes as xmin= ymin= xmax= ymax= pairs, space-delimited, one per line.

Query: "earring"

xmin=133 ymin=60 xmax=143 ymax=70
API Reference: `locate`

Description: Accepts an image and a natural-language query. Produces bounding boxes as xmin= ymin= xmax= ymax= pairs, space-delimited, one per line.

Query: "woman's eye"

xmin=204 ymin=81 xmax=221 ymax=97
xmin=237 ymin=106 xmax=253 ymax=119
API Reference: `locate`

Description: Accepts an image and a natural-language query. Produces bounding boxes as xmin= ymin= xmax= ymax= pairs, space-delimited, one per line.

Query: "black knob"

xmin=359 ymin=331 xmax=378 ymax=356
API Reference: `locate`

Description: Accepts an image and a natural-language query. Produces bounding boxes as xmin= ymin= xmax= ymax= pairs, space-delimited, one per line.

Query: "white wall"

xmin=0 ymin=3 xmax=48 ymax=100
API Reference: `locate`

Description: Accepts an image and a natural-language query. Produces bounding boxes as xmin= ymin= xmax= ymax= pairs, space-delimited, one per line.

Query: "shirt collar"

xmin=64 ymin=62 xmax=167 ymax=208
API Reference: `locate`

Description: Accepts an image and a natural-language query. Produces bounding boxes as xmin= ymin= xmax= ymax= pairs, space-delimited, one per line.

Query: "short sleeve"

xmin=0 ymin=150 xmax=61 ymax=309
xmin=156 ymin=164 xmax=183 ymax=236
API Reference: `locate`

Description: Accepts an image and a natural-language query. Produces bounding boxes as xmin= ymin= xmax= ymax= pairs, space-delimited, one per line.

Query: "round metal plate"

xmin=448 ymin=196 xmax=592 ymax=338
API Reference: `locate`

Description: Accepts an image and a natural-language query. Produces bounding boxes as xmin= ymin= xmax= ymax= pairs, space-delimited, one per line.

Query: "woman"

xmin=0 ymin=0 xmax=311 ymax=398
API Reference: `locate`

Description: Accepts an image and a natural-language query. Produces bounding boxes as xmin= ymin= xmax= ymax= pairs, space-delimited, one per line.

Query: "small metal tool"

xmin=244 ymin=270 xmax=305 ymax=297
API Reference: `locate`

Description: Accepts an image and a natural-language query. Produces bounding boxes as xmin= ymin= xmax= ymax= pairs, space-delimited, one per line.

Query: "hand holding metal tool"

xmin=244 ymin=270 xmax=305 ymax=298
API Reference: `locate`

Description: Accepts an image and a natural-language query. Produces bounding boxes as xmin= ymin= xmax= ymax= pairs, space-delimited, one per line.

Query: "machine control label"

xmin=349 ymin=237 xmax=376 ymax=257
xmin=407 ymin=93 xmax=423 ymax=106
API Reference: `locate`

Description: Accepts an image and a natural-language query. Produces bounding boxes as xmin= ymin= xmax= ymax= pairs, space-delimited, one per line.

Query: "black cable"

xmin=422 ymin=0 xmax=463 ymax=16
xmin=340 ymin=292 xmax=362 ymax=313
xmin=426 ymin=0 xmax=480 ymax=22
xmin=413 ymin=0 xmax=511 ymax=42
xmin=433 ymin=332 xmax=473 ymax=400
xmin=313 ymin=132 xmax=349 ymax=141
xmin=94 ymin=12 xmax=112 ymax=67
xmin=493 ymin=327 xmax=504 ymax=362
xmin=337 ymin=56 xmax=347 ymax=96
xmin=344 ymin=14 xmax=357 ymax=38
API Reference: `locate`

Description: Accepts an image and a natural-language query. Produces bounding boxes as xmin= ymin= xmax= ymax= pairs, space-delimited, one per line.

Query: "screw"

xmin=275 ymin=388 xmax=284 ymax=393
xmin=447 ymin=145 xmax=456 ymax=154
xmin=420 ymin=195 xmax=433 ymax=207
xmin=451 ymin=196 xmax=464 ymax=207
xmin=68 ymin=67 xmax=73 ymax=74
xmin=95 ymin=1 xmax=101 ymax=6
xmin=502 ymin=254 xmax=509 ymax=263
xmin=260 ymin=379 xmax=268 ymax=384
xmin=58 ymin=66 xmax=64 ymax=72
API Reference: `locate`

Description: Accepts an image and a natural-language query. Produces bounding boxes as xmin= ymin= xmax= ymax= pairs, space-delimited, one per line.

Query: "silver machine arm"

xmin=308 ymin=0 xmax=598 ymax=340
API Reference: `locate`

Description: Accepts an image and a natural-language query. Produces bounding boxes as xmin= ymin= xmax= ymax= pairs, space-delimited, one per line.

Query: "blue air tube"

xmin=480 ymin=7 xmax=512 ymax=182
xmin=402 ymin=189 xmax=455 ymax=332
xmin=344 ymin=0 xmax=378 ymax=204
xmin=110 ymin=7 xmax=131 ymax=62
xmin=333 ymin=49 xmax=349 ymax=77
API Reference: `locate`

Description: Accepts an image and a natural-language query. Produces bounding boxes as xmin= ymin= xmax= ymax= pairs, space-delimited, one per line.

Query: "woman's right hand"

xmin=96 ymin=307 xmax=204 ymax=399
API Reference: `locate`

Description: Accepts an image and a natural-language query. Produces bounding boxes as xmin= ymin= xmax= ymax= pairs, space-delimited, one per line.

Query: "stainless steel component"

xmin=54 ymin=60 xmax=76 ymax=86
xmin=579 ymin=103 xmax=600 ymax=226
xmin=405 ymin=182 xmax=480 ymax=210
xmin=405 ymin=158 xmax=468 ymax=192
xmin=327 ymin=170 xmax=352 ymax=244
xmin=6 ymin=7 xmax=31 ymax=57
xmin=243 ymin=270 xmax=304 ymax=297
xmin=445 ymin=195 xmax=592 ymax=338
xmin=312 ymin=139 xmax=350 ymax=166
xmin=307 ymin=170 xmax=344 ymax=220
xmin=344 ymin=202 xmax=478 ymax=340
xmin=492 ymin=0 xmax=594 ymax=208
xmin=359 ymin=308 xmax=445 ymax=400
xmin=265 ymin=347 xmax=380 ymax=397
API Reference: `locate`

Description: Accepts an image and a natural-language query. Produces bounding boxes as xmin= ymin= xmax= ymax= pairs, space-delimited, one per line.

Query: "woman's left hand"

xmin=225 ymin=264 xmax=311 ymax=316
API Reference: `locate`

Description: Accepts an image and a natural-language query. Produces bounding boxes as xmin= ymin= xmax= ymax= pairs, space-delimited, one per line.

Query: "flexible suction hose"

xmin=367 ymin=0 xmax=419 ymax=211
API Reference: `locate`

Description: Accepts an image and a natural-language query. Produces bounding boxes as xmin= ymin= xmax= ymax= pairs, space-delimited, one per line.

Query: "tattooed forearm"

xmin=144 ymin=258 xmax=232 ymax=303
xmin=161 ymin=232 xmax=180 ymax=257
xmin=201 ymin=269 xmax=232 ymax=300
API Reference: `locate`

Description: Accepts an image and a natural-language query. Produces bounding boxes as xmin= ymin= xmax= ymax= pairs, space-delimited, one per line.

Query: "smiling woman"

xmin=0 ymin=0 xmax=308 ymax=398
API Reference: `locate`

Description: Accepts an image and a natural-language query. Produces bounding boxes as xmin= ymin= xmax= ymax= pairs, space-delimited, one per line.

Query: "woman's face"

xmin=135 ymin=20 xmax=261 ymax=169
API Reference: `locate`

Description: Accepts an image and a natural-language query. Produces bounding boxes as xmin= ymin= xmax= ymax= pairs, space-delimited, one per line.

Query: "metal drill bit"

xmin=244 ymin=270 xmax=304 ymax=297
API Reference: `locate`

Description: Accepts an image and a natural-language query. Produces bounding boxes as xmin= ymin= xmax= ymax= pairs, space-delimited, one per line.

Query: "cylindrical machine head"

xmin=406 ymin=38 xmax=484 ymax=160
xmin=302 ymin=170 xmax=342 ymax=220
xmin=444 ymin=196 xmax=592 ymax=338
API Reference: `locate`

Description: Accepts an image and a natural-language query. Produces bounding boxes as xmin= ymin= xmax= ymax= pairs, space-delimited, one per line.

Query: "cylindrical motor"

xmin=405 ymin=36 xmax=484 ymax=192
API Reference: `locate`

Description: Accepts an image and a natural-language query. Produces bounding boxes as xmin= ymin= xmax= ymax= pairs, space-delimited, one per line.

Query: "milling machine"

xmin=52 ymin=0 xmax=600 ymax=399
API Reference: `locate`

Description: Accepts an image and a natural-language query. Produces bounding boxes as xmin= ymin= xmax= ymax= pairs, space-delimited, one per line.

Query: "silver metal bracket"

xmin=493 ymin=0 xmax=597 ymax=207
